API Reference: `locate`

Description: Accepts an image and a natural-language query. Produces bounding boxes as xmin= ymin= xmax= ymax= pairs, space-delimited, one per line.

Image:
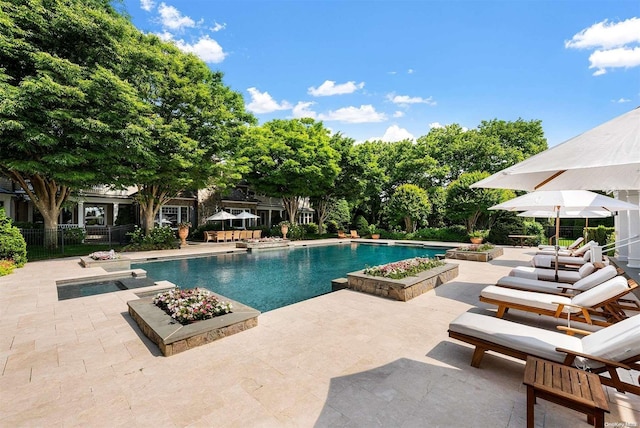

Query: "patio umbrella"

xmin=490 ymin=190 xmax=639 ymax=280
xmin=205 ymin=210 xmax=237 ymax=230
xmin=235 ymin=211 xmax=259 ymax=228
xmin=517 ymin=208 xmax=612 ymax=243
xmin=472 ymin=107 xmax=640 ymax=191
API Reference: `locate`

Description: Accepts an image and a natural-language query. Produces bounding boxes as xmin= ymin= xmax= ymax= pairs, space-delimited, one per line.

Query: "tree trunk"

xmin=136 ymin=184 xmax=171 ymax=234
xmin=404 ymin=216 xmax=413 ymax=232
xmin=281 ymin=196 xmax=301 ymax=225
xmin=7 ymin=172 xmax=69 ymax=248
xmin=313 ymin=197 xmax=330 ymax=234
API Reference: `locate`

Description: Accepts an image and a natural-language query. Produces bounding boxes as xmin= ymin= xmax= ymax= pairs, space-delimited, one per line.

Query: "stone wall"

xmin=346 ymin=263 xmax=459 ymax=301
xmin=445 ymin=247 xmax=503 ymax=262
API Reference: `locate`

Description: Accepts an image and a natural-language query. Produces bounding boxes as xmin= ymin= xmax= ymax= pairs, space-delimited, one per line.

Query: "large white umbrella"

xmin=205 ymin=210 xmax=237 ymax=230
xmin=235 ymin=211 xmax=259 ymax=228
xmin=491 ymin=190 xmax=639 ymax=280
xmin=518 ymin=208 xmax=612 ymax=244
xmin=472 ymin=107 xmax=640 ymax=191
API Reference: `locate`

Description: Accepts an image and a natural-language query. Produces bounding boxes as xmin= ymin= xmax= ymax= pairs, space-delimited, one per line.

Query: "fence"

xmin=19 ymin=224 xmax=135 ymax=260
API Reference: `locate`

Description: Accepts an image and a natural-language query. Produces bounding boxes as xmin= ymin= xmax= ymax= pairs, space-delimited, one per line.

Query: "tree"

xmin=445 ymin=171 xmax=515 ymax=232
xmin=122 ymin=33 xmax=254 ymax=234
xmin=386 ymin=184 xmax=431 ymax=232
xmin=240 ymin=119 xmax=340 ymax=225
xmin=0 ymin=0 xmax=148 ymax=245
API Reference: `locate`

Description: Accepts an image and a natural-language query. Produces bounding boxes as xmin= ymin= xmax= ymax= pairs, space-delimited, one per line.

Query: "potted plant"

xmin=369 ymin=224 xmax=381 ymax=239
xmin=177 ymin=221 xmax=191 ymax=246
xmin=469 ymin=230 xmax=486 ymax=244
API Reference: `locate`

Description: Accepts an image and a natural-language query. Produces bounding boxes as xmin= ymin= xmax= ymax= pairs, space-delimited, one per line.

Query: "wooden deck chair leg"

xmin=471 ymin=346 xmax=486 ymax=368
xmin=581 ymin=308 xmax=592 ymax=325
xmin=496 ymin=305 xmax=507 ymax=318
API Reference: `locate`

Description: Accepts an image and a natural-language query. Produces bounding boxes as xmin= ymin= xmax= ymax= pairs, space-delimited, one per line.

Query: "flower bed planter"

xmin=80 ymin=256 xmax=131 ymax=272
xmin=445 ymin=246 xmax=503 ymax=262
xmin=346 ymin=263 xmax=458 ymax=301
xmin=128 ymin=294 xmax=260 ymax=356
xmin=236 ymin=240 xmax=292 ymax=251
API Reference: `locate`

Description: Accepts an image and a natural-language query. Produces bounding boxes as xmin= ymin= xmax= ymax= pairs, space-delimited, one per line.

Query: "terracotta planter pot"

xmin=470 ymin=237 xmax=483 ymax=244
xmin=280 ymin=224 xmax=289 ymax=239
xmin=371 ymin=234 xmax=380 ymax=239
xmin=178 ymin=227 xmax=189 ymax=246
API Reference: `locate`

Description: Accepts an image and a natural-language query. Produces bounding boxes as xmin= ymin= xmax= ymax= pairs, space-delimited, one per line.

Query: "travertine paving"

xmin=1 ymin=241 xmax=638 ymax=427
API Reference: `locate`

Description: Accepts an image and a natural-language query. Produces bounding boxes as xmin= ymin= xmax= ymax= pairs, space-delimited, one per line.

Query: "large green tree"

xmin=386 ymin=184 xmax=431 ymax=232
xmin=122 ymin=34 xmax=254 ymax=233
xmin=0 ymin=0 xmax=147 ymax=244
xmin=240 ymin=119 xmax=340 ymax=225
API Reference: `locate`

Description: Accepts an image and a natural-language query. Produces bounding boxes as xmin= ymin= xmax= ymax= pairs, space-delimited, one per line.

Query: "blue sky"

xmin=121 ymin=0 xmax=639 ymax=147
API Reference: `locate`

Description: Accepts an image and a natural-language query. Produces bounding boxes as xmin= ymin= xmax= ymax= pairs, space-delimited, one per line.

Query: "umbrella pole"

xmin=555 ymin=208 xmax=560 ymax=282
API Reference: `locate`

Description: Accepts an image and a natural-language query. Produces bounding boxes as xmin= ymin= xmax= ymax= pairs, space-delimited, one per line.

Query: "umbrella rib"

xmin=534 ymin=170 xmax=566 ymax=190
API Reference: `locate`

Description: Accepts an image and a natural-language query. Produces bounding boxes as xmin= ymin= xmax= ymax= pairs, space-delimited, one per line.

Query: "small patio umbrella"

xmin=491 ymin=190 xmax=639 ymax=280
xmin=234 ymin=211 xmax=259 ymax=228
xmin=205 ymin=210 xmax=237 ymax=230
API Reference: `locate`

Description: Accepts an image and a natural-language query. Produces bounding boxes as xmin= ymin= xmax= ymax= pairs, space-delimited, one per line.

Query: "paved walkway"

xmin=1 ymin=241 xmax=638 ymax=427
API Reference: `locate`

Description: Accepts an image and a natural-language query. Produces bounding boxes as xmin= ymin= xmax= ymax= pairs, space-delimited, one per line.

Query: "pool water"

xmin=133 ymin=243 xmax=448 ymax=312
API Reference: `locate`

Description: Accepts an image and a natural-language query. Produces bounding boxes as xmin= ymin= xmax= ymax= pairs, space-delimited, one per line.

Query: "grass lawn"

xmin=27 ymin=244 xmax=124 ymax=261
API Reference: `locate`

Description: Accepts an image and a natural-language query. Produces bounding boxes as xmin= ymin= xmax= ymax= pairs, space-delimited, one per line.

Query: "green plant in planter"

xmin=469 ymin=230 xmax=488 ymax=239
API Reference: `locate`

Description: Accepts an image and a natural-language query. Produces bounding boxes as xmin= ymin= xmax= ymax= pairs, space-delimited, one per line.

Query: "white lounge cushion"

xmin=510 ymin=263 xmax=594 ymax=283
xmin=497 ymin=276 xmax=571 ymax=294
xmin=531 ymin=250 xmax=591 ymax=268
xmin=582 ymin=314 xmax=640 ymax=364
xmin=573 ymin=240 xmax=597 ymax=256
xmin=481 ymin=285 xmax=577 ymax=313
xmin=448 ymin=312 xmax=581 ymax=363
xmin=538 ymin=237 xmax=584 ymax=251
xmin=571 ymin=276 xmax=629 ymax=308
xmin=571 ymin=265 xmax=617 ymax=292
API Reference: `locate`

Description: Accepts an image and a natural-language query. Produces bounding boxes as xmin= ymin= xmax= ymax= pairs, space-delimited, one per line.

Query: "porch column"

xmin=77 ymin=201 xmax=84 ymax=226
xmin=615 ymin=190 xmax=629 ymax=262
xmin=626 ymin=190 xmax=640 ymax=268
xmin=268 ymin=209 xmax=272 ymax=228
xmin=113 ymin=203 xmax=119 ymax=226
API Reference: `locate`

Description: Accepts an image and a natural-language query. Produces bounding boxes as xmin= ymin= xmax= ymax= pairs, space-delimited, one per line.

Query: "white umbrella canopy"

xmin=234 ymin=211 xmax=259 ymax=220
xmin=205 ymin=211 xmax=237 ymax=229
xmin=517 ymin=209 xmax=612 ymax=218
xmin=491 ymin=190 xmax=639 ymax=280
xmin=472 ymin=107 xmax=640 ymax=191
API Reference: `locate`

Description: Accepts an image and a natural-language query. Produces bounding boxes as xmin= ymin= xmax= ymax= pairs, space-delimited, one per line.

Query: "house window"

xmin=156 ymin=206 xmax=190 ymax=227
xmin=298 ymin=211 xmax=313 ymax=225
xmin=84 ymin=205 xmax=106 ymax=226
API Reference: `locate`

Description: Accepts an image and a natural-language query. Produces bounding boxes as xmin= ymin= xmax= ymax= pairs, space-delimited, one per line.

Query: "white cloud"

xmin=565 ymin=18 xmax=640 ymax=50
xmin=388 ymin=94 xmax=436 ymax=106
xmin=393 ymin=111 xmax=405 ymax=118
xmin=318 ymin=105 xmax=386 ymax=123
xmin=156 ymin=31 xmax=173 ymax=41
xmin=308 ymin=80 xmax=365 ymax=96
xmin=174 ymin=35 xmax=226 ymax=63
xmin=612 ymin=97 xmax=631 ymax=103
xmin=407 ymin=68 xmax=415 ymax=74
xmin=378 ymin=125 xmax=415 ymax=142
xmin=158 ymin=2 xmax=196 ymax=30
xmin=387 ymin=71 xmax=397 ymax=75
xmin=292 ymin=101 xmax=317 ymax=119
xmin=429 ymin=122 xmax=444 ymax=129
xmin=246 ymin=88 xmax=292 ymax=114
xmin=140 ymin=0 xmax=155 ymax=11
xmin=588 ymin=46 xmax=640 ymax=75
xmin=211 ymin=22 xmax=226 ymax=32
xmin=566 ymin=18 xmax=640 ymax=76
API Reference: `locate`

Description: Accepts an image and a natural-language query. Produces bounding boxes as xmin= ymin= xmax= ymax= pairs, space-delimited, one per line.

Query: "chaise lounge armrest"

xmin=555 ymin=326 xmax=594 ymax=336
xmin=556 ymin=347 xmax=631 ymax=370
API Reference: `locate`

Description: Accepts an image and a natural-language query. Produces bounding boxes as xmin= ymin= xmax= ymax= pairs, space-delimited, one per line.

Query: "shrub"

xmin=522 ymin=220 xmax=545 ymax=246
xmin=62 ymin=227 xmax=86 ymax=243
xmin=305 ymin=222 xmax=319 ymax=235
xmin=586 ymin=225 xmax=614 ymax=246
xmin=326 ymin=220 xmax=339 ymax=233
xmin=0 ymin=209 xmax=27 ymax=267
xmin=122 ymin=226 xmax=179 ymax=251
xmin=354 ymin=215 xmax=369 ymax=238
xmin=285 ymin=223 xmax=306 ymax=240
xmin=0 ymin=259 xmax=16 ymax=276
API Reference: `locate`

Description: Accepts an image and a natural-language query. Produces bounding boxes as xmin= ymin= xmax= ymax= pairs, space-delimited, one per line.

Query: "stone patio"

xmin=0 ymin=240 xmax=638 ymax=427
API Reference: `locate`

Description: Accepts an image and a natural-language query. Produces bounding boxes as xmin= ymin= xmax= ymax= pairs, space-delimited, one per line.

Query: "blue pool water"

xmin=133 ymin=243 xmax=449 ymax=312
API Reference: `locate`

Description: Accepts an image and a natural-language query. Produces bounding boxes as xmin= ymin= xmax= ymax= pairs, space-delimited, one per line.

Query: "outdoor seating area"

xmin=203 ymin=229 xmax=262 ymax=242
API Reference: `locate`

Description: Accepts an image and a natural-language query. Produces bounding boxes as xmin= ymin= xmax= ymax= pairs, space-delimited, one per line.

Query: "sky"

xmin=120 ymin=0 xmax=640 ymax=147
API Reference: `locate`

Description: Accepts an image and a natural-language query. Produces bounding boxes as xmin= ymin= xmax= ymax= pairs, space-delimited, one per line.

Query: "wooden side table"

xmin=523 ymin=356 xmax=609 ymax=428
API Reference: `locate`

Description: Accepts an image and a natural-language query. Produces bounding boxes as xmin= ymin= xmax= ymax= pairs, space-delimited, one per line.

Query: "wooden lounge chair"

xmin=337 ymin=230 xmax=346 ymax=239
xmin=480 ymin=276 xmax=639 ymax=327
xmin=535 ymin=240 xmax=595 ymax=256
xmin=510 ymin=262 xmax=596 ymax=283
xmin=499 ymin=265 xmax=617 ymax=294
xmin=531 ymin=250 xmax=597 ymax=269
xmin=448 ymin=311 xmax=640 ymax=395
xmin=538 ymin=236 xmax=584 ymax=251
xmin=350 ymin=230 xmax=360 ymax=238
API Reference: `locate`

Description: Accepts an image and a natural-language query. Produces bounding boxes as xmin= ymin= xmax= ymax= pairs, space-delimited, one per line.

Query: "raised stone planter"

xmin=346 ymin=263 xmax=458 ymax=301
xmin=445 ymin=246 xmax=503 ymax=262
xmin=236 ymin=240 xmax=292 ymax=251
xmin=80 ymin=256 xmax=131 ymax=271
xmin=128 ymin=295 xmax=260 ymax=356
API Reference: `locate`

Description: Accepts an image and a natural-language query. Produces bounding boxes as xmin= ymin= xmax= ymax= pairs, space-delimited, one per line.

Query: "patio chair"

xmin=497 ymin=265 xmax=618 ymax=295
xmin=538 ymin=236 xmax=584 ymax=251
xmin=203 ymin=231 xmax=217 ymax=243
xmin=509 ymin=262 xmax=596 ymax=283
xmin=337 ymin=230 xmax=347 ymax=239
xmin=447 ymin=311 xmax=640 ymax=395
xmin=535 ymin=240 xmax=596 ymax=257
xmin=224 ymin=230 xmax=233 ymax=241
xmin=479 ymin=276 xmax=638 ymax=326
xmin=531 ymin=250 xmax=601 ymax=269
xmin=350 ymin=230 xmax=360 ymax=238
xmin=252 ymin=229 xmax=262 ymax=239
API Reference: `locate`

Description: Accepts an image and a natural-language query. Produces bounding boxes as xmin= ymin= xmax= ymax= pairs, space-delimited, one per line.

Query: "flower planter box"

xmin=346 ymin=263 xmax=458 ymax=302
xmin=127 ymin=295 xmax=260 ymax=356
xmin=236 ymin=240 xmax=292 ymax=251
xmin=79 ymin=256 xmax=131 ymax=272
xmin=445 ymin=247 xmax=503 ymax=262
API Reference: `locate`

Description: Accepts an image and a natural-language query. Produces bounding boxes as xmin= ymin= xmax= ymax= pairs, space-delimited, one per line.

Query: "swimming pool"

xmin=133 ymin=243 xmax=449 ymax=312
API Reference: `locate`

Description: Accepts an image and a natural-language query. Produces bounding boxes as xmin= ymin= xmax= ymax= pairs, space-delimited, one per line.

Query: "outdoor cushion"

xmin=531 ymin=250 xmax=591 ymax=268
xmin=570 ymin=275 xmax=629 ymax=308
xmin=571 ymin=265 xmax=617 ymax=291
xmin=497 ymin=276 xmax=573 ymax=294
xmin=538 ymin=236 xmax=584 ymax=251
xmin=581 ymin=313 xmax=640 ymax=363
xmin=510 ymin=262 xmax=595 ymax=283
xmin=448 ymin=312 xmax=581 ymax=363
xmin=481 ymin=285 xmax=576 ymax=313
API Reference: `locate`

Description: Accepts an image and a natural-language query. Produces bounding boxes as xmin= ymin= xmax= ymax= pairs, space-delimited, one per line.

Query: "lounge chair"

xmin=203 ymin=231 xmax=217 ymax=243
xmin=447 ymin=311 xmax=640 ymax=395
xmin=536 ymin=240 xmax=596 ymax=256
xmin=337 ymin=230 xmax=346 ymax=239
xmin=538 ymin=236 xmax=584 ymax=251
xmin=350 ymin=230 xmax=360 ymax=238
xmin=531 ymin=250 xmax=598 ymax=269
xmin=479 ymin=276 xmax=638 ymax=326
xmin=510 ymin=262 xmax=596 ymax=283
xmin=497 ymin=265 xmax=618 ymax=295
xmin=252 ymin=229 xmax=262 ymax=239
